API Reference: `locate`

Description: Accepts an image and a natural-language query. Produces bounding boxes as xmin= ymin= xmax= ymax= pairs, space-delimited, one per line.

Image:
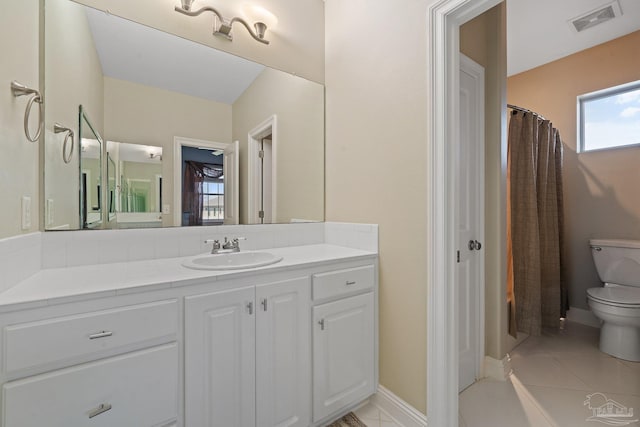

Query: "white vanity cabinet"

xmin=0 ymin=247 xmax=377 ymax=427
xmin=185 ymin=277 xmax=311 ymax=427
xmin=311 ymin=265 xmax=376 ymax=423
xmin=0 ymin=299 xmax=180 ymax=427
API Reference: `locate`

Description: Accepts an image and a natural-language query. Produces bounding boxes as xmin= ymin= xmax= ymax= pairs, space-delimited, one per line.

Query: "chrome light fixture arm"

xmin=175 ymin=4 xmax=270 ymax=45
xmin=228 ymin=17 xmax=269 ymax=44
xmin=174 ymin=5 xmax=224 ymax=22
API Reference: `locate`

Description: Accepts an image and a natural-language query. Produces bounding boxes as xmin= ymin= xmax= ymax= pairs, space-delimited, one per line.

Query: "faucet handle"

xmin=204 ymin=239 xmax=221 ymax=253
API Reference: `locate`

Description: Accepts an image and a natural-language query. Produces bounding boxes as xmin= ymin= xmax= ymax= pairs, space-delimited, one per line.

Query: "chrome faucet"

xmin=205 ymin=237 xmax=246 ymax=254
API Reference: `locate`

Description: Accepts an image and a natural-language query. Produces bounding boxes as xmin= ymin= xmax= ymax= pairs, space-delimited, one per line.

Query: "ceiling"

xmin=85 ymin=7 xmax=265 ymax=105
xmin=507 ymin=0 xmax=640 ymax=76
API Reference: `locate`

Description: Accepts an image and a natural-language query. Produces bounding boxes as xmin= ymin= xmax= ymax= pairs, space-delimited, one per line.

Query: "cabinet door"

xmin=312 ymin=292 xmax=375 ymax=422
xmin=185 ymin=286 xmax=255 ymax=427
xmin=256 ymin=277 xmax=310 ymax=427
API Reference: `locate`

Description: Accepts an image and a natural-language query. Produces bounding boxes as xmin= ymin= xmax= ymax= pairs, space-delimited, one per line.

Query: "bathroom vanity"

xmin=0 ymin=239 xmax=378 ymax=427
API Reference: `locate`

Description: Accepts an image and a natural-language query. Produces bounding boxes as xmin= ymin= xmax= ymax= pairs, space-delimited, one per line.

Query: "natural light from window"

xmin=579 ymin=82 xmax=640 ymax=152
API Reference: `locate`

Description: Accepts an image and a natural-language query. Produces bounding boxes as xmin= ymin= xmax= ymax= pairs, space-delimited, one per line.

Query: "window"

xmin=578 ymin=81 xmax=640 ymax=152
xmin=202 ymin=180 xmax=224 ymax=223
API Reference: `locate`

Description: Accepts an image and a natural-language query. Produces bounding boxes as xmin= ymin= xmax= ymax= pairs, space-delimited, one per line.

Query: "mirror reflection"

xmin=107 ymin=141 xmax=164 ymax=229
xmin=79 ymin=106 xmax=103 ymax=229
xmin=44 ymin=0 xmax=324 ymax=230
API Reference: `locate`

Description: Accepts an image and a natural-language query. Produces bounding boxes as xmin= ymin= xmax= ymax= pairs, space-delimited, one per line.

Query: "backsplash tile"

xmin=0 ymin=233 xmax=42 ymax=293
xmin=18 ymin=222 xmax=377 ymax=273
xmin=325 ymin=222 xmax=379 ymax=252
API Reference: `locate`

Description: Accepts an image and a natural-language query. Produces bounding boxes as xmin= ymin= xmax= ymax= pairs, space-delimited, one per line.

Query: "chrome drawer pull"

xmin=88 ymin=331 xmax=113 ymax=340
xmin=88 ymin=403 xmax=112 ymax=418
xmin=346 ymin=280 xmax=356 ymax=286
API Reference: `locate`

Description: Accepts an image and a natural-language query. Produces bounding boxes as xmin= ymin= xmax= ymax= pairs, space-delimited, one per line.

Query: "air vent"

xmin=569 ymin=1 xmax=622 ymax=33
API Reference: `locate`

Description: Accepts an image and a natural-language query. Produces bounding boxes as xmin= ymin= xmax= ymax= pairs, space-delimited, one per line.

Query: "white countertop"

xmin=0 ymin=244 xmax=376 ymax=313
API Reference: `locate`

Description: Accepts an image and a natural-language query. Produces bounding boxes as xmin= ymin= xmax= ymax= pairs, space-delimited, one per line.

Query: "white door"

xmin=256 ymin=277 xmax=310 ymax=427
xmin=185 ymin=286 xmax=255 ymax=427
xmin=312 ymin=292 xmax=375 ymax=422
xmin=223 ymin=140 xmax=240 ymax=225
xmin=458 ymin=54 xmax=485 ymax=392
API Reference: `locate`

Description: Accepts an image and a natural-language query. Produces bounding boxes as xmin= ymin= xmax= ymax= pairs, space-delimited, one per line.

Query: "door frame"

xmin=426 ymin=0 xmax=502 ymax=425
xmin=247 ymin=115 xmax=278 ymax=224
xmin=172 ymin=136 xmax=231 ymax=227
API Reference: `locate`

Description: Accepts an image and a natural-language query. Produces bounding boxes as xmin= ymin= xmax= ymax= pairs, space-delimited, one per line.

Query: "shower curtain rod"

xmin=507 ymin=104 xmax=547 ymax=121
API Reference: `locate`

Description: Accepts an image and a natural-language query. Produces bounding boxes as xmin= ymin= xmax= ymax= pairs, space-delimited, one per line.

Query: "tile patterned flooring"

xmin=353 ymin=403 xmax=402 ymax=427
xmin=355 ymin=320 xmax=639 ymax=427
xmin=459 ymin=320 xmax=640 ymax=427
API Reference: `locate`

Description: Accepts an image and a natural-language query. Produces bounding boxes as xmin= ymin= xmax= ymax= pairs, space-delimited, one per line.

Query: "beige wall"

xmin=0 ymin=0 xmax=40 ymax=238
xmin=103 ymin=77 xmax=232 ymax=226
xmin=45 ymin=0 xmax=105 ymax=230
xmin=232 ymin=68 xmax=324 ymax=224
xmin=507 ymin=30 xmax=640 ymax=311
xmin=74 ymin=0 xmax=325 ymax=84
xmin=325 ymin=0 xmax=430 ymax=413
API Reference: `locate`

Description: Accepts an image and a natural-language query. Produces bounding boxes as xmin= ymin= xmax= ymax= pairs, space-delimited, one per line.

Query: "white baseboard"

xmin=565 ymin=306 xmax=601 ymax=328
xmin=483 ymin=355 xmax=512 ymax=381
xmin=371 ymin=385 xmax=427 ymax=427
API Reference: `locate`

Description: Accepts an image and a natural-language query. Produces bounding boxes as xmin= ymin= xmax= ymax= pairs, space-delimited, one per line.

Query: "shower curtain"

xmin=507 ymin=110 xmax=568 ymax=337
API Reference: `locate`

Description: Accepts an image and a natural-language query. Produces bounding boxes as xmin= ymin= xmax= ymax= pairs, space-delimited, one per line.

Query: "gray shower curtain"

xmin=507 ymin=110 xmax=568 ymax=337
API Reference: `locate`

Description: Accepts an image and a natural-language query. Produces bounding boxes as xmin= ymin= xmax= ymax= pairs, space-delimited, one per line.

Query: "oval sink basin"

xmin=182 ymin=251 xmax=283 ymax=271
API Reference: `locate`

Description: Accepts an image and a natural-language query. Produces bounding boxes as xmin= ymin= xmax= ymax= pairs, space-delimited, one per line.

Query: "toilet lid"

xmin=587 ymin=286 xmax=640 ymax=307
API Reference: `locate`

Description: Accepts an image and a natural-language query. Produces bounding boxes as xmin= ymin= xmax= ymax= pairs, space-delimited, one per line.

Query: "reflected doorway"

xmin=248 ymin=115 xmax=277 ymax=224
xmin=173 ymin=137 xmax=239 ymax=227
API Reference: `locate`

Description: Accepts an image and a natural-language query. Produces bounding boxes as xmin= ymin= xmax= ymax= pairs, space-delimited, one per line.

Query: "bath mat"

xmin=326 ymin=412 xmax=368 ymax=427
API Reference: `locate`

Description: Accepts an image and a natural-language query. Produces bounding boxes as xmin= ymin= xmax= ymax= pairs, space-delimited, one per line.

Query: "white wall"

xmin=0 ymin=0 xmax=40 ymax=238
xmin=232 ymin=68 xmax=324 ymax=224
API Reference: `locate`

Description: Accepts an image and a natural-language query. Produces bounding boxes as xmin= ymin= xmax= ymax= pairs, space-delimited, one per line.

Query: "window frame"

xmin=202 ymin=178 xmax=224 ymax=225
xmin=577 ymin=79 xmax=640 ymax=153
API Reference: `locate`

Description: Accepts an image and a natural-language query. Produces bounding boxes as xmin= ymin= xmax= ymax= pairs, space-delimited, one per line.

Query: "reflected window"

xmin=579 ymin=81 xmax=640 ymax=152
xmin=203 ymin=180 xmax=224 ymax=224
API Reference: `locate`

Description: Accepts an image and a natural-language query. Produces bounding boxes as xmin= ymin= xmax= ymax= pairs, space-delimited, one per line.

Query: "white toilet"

xmin=588 ymin=239 xmax=640 ymax=362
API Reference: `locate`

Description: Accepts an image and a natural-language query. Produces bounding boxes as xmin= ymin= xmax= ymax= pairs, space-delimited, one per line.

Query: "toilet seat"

xmin=587 ymin=286 xmax=640 ymax=307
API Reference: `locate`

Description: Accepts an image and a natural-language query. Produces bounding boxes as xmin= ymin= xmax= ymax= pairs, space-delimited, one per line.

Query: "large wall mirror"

xmin=43 ymin=0 xmax=324 ymax=230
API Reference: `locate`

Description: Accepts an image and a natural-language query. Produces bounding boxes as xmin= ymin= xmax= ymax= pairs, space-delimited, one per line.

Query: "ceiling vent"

xmin=569 ymin=1 xmax=622 ymax=33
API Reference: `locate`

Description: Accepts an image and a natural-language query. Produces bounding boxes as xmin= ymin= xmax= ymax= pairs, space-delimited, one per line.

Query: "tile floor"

xmin=353 ymin=402 xmax=402 ymax=427
xmin=459 ymin=320 xmax=640 ymax=427
xmin=354 ymin=320 xmax=639 ymax=427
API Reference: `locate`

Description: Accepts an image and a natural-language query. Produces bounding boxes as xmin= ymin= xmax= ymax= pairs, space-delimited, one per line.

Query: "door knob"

xmin=468 ymin=240 xmax=482 ymax=251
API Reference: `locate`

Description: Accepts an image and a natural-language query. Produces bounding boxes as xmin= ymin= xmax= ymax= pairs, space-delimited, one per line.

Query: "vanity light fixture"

xmin=174 ymin=0 xmax=274 ymax=45
xmin=149 ymin=153 xmax=162 ymax=161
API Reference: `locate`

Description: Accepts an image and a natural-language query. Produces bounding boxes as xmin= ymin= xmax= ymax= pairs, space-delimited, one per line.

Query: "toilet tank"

xmin=590 ymin=239 xmax=640 ymax=287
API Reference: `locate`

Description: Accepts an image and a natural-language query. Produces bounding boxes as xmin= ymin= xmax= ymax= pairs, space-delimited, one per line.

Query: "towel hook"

xmin=11 ymin=81 xmax=44 ymax=143
xmin=54 ymin=123 xmax=75 ymax=164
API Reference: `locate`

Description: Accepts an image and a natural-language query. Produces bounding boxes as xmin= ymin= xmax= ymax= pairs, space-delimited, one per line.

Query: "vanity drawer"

xmin=2 ymin=343 xmax=178 ymax=427
xmin=3 ymin=299 xmax=178 ymax=374
xmin=312 ymin=265 xmax=375 ymax=300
